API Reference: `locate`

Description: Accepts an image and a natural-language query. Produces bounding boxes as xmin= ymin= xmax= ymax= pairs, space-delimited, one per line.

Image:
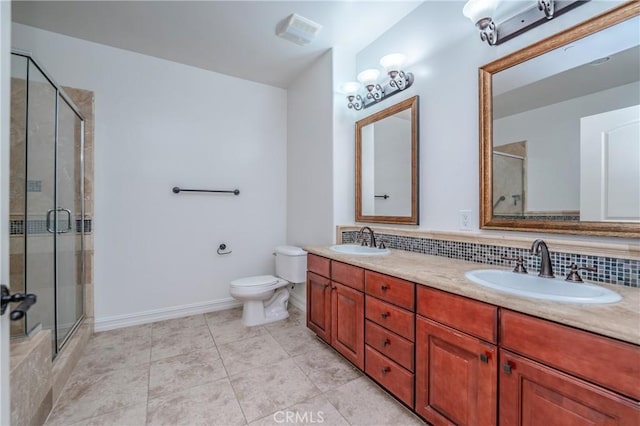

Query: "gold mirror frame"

xmin=356 ymin=96 xmax=419 ymax=225
xmin=479 ymin=2 xmax=640 ymax=238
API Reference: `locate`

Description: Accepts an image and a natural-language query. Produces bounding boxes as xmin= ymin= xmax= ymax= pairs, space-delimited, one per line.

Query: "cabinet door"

xmin=416 ymin=316 xmax=497 ymax=425
xmin=331 ymin=282 xmax=365 ymax=370
xmin=500 ymin=350 xmax=640 ymax=426
xmin=307 ymin=272 xmax=331 ymax=343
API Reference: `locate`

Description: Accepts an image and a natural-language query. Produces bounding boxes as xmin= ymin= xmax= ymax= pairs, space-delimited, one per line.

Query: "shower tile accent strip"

xmin=341 ymin=231 xmax=639 ymax=288
xmin=9 ymin=219 xmax=92 ymax=235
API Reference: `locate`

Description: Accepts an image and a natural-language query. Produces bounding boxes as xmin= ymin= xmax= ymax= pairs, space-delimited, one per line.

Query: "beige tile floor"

xmin=45 ymin=307 xmax=426 ymax=426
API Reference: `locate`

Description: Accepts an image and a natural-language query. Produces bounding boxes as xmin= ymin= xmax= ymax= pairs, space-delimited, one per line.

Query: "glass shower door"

xmin=24 ymin=60 xmax=57 ymax=349
xmin=55 ymin=95 xmax=84 ymax=349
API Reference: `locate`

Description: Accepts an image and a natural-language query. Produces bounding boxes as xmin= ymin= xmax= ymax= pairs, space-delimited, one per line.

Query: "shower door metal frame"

xmin=11 ymin=49 xmax=85 ymax=356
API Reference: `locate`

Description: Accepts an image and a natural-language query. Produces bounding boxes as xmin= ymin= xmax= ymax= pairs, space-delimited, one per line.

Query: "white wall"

xmin=286 ymin=50 xmax=335 ymax=305
xmin=12 ymin=24 xmax=288 ymax=327
xmin=495 ymin=81 xmax=640 ymax=212
xmin=286 ymin=51 xmax=334 ymax=248
xmin=285 ymin=46 xmax=356 ymax=306
xmin=352 ymin=0 xmax=629 ymax=239
xmin=373 ymin=116 xmax=411 ymax=216
xmin=332 ymin=47 xmax=357 ymax=229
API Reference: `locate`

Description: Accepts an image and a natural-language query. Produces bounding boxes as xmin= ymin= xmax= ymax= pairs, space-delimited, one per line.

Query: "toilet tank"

xmin=274 ymin=246 xmax=307 ymax=283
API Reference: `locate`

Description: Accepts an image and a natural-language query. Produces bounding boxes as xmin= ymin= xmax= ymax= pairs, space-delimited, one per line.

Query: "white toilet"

xmin=229 ymin=245 xmax=307 ymax=326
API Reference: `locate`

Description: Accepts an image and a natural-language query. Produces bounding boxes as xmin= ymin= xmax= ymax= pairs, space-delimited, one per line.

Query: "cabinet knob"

xmin=382 ymin=338 xmax=390 ymax=347
xmin=502 ymin=361 xmax=515 ymax=374
xmin=381 ymin=367 xmax=390 ymax=375
xmin=479 ymin=352 xmax=491 ymax=363
xmin=381 ymin=284 xmax=389 ymax=291
xmin=381 ymin=312 xmax=390 ymax=319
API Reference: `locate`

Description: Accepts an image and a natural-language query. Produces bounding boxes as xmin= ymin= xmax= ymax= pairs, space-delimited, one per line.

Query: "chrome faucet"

xmin=531 ymin=239 xmax=554 ymax=278
xmin=358 ymin=226 xmax=377 ymax=248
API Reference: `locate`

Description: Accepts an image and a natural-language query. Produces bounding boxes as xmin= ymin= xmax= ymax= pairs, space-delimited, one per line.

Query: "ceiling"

xmin=11 ymin=0 xmax=425 ymax=88
xmin=493 ymin=15 xmax=640 ymax=119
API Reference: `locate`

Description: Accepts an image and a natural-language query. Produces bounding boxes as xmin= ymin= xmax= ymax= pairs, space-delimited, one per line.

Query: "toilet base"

xmin=241 ymin=287 xmax=290 ymax=327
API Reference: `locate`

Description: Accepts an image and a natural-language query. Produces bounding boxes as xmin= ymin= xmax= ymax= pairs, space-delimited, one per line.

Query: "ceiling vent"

xmin=276 ymin=13 xmax=322 ymax=46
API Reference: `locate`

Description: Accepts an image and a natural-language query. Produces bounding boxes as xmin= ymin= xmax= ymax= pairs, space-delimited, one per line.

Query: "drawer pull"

xmin=382 ymin=338 xmax=391 ymax=347
xmin=381 ymin=367 xmax=390 ymax=375
xmin=381 ymin=312 xmax=390 ymax=319
xmin=381 ymin=284 xmax=389 ymax=291
xmin=502 ymin=361 xmax=515 ymax=375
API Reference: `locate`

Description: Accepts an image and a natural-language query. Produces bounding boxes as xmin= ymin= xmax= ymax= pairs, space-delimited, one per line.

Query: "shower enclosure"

xmin=492 ymin=151 xmax=525 ymax=216
xmin=9 ymin=51 xmax=85 ymax=357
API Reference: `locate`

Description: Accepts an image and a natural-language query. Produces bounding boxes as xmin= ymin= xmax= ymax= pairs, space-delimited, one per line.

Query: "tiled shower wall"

xmin=341 ymin=231 xmax=639 ymax=287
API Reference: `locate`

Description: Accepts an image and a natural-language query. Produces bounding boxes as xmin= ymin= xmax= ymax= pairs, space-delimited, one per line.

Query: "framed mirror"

xmin=480 ymin=2 xmax=640 ymax=238
xmin=356 ymin=96 xmax=419 ymax=225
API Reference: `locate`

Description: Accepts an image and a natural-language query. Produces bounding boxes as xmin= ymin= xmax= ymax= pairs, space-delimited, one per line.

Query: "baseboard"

xmin=289 ymin=291 xmax=306 ymax=312
xmin=94 ymin=298 xmax=242 ymax=332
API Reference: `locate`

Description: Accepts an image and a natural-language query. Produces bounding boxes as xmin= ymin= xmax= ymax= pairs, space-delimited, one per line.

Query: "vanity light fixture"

xmin=342 ymin=53 xmax=414 ymax=110
xmin=462 ymin=0 xmax=588 ymax=46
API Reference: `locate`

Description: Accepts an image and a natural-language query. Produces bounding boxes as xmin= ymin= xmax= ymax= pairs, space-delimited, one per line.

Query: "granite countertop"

xmin=305 ymin=246 xmax=640 ymax=346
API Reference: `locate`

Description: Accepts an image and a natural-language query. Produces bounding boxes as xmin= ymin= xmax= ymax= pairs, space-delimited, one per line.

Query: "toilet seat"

xmin=230 ymin=275 xmax=288 ymax=291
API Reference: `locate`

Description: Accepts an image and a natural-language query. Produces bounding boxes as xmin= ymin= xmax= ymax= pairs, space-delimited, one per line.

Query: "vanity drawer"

xmin=417 ymin=286 xmax=497 ymax=344
xmin=307 ymin=254 xmax=330 ymax=278
xmin=366 ymin=345 xmax=414 ymax=408
xmin=365 ymin=271 xmax=415 ymax=311
xmin=366 ymin=296 xmax=415 ymax=341
xmin=501 ymin=309 xmax=640 ymax=400
xmin=366 ymin=320 xmax=414 ymax=372
xmin=331 ymin=261 xmax=364 ymax=291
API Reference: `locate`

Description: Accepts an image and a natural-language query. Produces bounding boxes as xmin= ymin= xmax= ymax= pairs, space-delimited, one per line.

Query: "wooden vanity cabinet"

xmin=307 ymin=255 xmax=332 ymax=343
xmin=306 ymin=254 xmax=365 ymax=369
xmin=364 ymin=271 xmax=416 ymax=408
xmin=307 ymin=253 xmax=640 ymax=425
xmin=499 ymin=310 xmax=640 ymax=425
xmin=500 ymin=350 xmax=640 ymax=426
xmin=415 ymin=287 xmax=498 ymax=425
xmin=332 ymin=281 xmax=364 ymax=369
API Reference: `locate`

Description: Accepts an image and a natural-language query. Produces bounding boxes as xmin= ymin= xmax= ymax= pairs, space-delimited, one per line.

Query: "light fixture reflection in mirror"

xmin=356 ymin=96 xmax=418 ymax=225
xmin=479 ymin=2 xmax=640 ymax=238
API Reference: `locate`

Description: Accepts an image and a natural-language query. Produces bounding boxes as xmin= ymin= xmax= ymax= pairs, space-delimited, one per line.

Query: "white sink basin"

xmin=465 ymin=269 xmax=621 ymax=304
xmin=330 ymin=244 xmax=390 ymax=256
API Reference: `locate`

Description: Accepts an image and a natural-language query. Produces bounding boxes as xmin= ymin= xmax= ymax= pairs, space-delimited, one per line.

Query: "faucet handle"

xmin=565 ymin=263 xmax=597 ymax=283
xmin=502 ymin=256 xmax=528 ymax=274
xmin=377 ymin=240 xmax=387 ymax=249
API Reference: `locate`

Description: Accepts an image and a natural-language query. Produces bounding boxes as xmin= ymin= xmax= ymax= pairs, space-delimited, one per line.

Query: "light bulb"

xmin=357 ymin=69 xmax=380 ymax=86
xmin=462 ymin=0 xmax=498 ymax=25
xmin=340 ymin=81 xmax=361 ymax=95
xmin=380 ymin=53 xmax=406 ymax=72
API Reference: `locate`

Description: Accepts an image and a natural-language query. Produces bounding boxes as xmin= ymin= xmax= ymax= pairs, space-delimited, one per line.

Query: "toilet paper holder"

xmin=217 ymin=243 xmax=232 ymax=255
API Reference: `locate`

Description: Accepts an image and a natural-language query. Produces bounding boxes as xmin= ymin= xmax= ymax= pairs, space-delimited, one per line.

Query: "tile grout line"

xmin=204 ymin=312 xmax=251 ymax=426
xmin=145 ymin=324 xmax=154 ymax=425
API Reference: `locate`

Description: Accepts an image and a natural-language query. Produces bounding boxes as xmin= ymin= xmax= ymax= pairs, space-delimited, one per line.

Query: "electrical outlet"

xmin=459 ymin=210 xmax=472 ymax=231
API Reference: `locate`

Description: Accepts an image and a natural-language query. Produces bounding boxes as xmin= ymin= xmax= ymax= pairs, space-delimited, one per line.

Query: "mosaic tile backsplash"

xmin=342 ymin=231 xmax=639 ymax=288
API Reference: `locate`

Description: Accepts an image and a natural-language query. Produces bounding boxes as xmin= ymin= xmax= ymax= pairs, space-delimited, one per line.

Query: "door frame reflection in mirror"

xmin=356 ymin=95 xmax=419 ymax=225
xmin=479 ymin=2 xmax=640 ymax=238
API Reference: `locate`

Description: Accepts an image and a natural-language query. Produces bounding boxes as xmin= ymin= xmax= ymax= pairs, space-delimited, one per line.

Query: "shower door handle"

xmin=46 ymin=208 xmax=56 ymax=233
xmin=57 ymin=208 xmax=73 ymax=233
